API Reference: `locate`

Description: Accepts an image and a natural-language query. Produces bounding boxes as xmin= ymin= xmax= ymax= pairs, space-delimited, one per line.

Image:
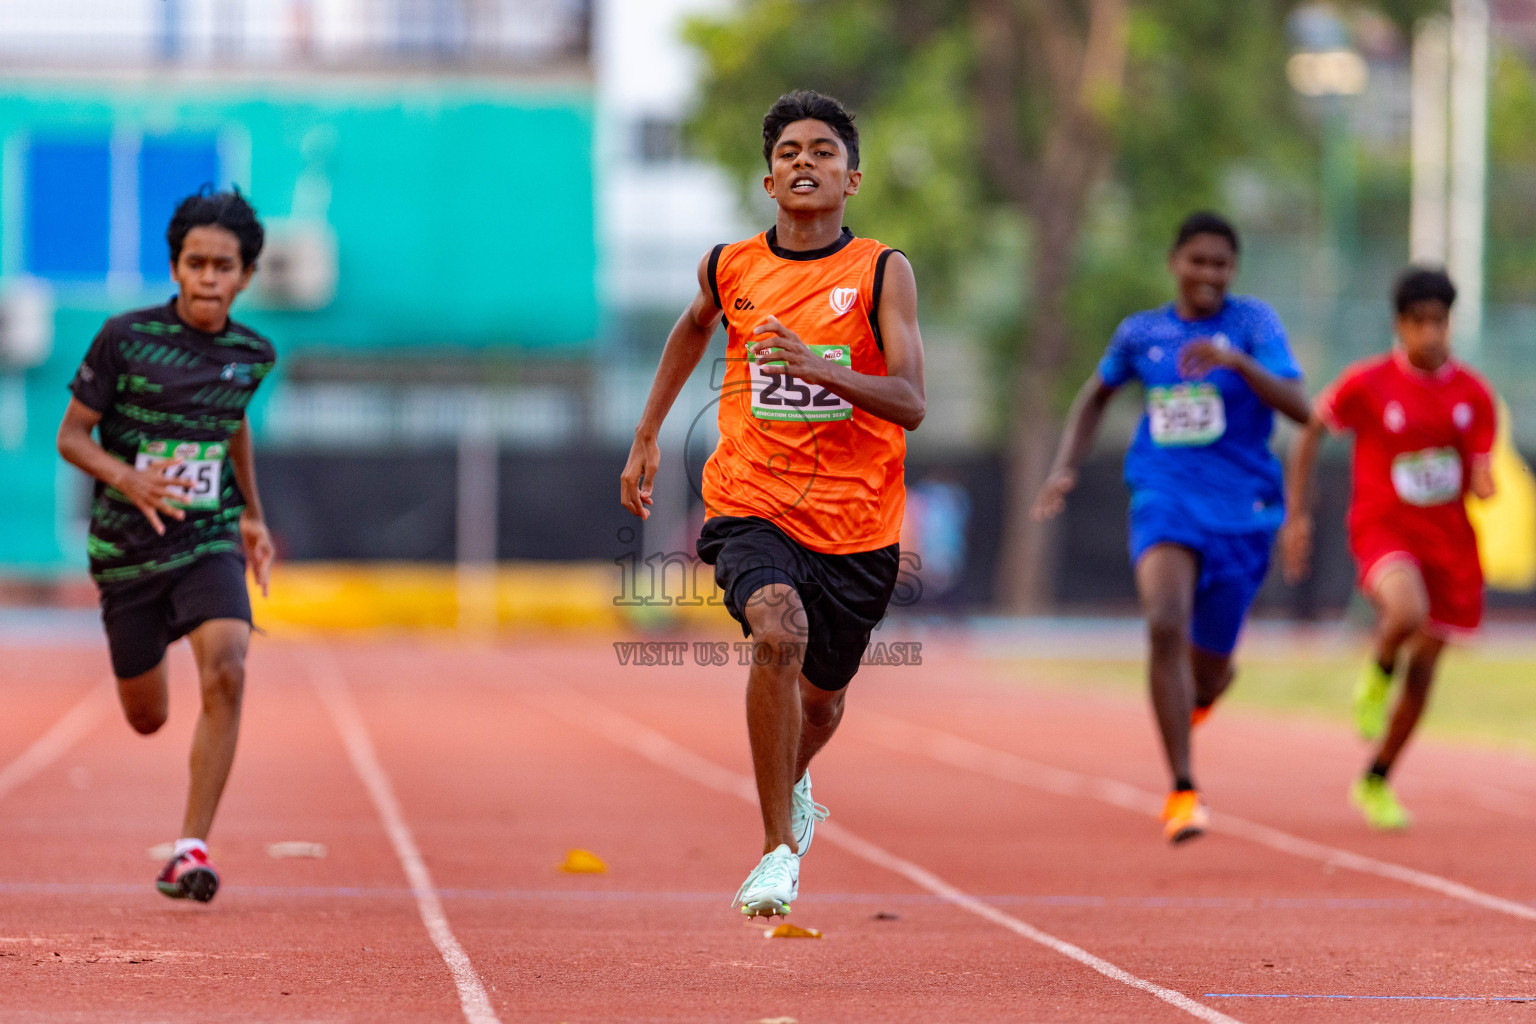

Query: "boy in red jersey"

xmin=1283 ymin=267 xmax=1495 ymax=829
xmin=619 ymin=91 xmax=925 ymax=916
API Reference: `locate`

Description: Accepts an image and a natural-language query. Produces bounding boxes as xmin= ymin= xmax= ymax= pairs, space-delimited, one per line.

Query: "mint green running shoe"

xmin=1350 ymin=775 xmax=1411 ymax=830
xmin=734 ymin=844 xmax=798 ymax=918
xmin=790 ymin=772 xmax=829 ymax=858
xmin=1352 ymin=660 xmax=1393 ymax=740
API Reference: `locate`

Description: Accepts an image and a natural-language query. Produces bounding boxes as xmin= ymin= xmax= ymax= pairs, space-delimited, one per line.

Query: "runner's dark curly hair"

xmin=1393 ymin=266 xmax=1457 ymax=314
xmin=762 ymin=90 xmax=860 ymax=170
xmin=1172 ymin=211 xmax=1240 ymax=256
xmin=167 ymin=185 xmax=265 ymax=269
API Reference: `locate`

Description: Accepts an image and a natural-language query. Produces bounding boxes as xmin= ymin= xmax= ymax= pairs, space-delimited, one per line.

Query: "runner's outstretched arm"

xmin=1179 ymin=341 xmax=1310 ymax=424
xmin=228 ymin=417 xmax=274 ymax=597
xmin=620 ymin=251 xmax=726 ymax=520
xmin=57 ymin=397 xmax=190 ymax=536
xmin=1032 ymin=373 xmax=1119 ymax=521
xmin=748 ymin=252 xmax=925 ymax=431
xmin=1281 ymin=415 xmax=1327 ymax=583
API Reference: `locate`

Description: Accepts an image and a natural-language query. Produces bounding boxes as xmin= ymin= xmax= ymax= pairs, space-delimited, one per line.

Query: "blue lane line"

xmin=1206 ymin=994 xmax=1536 ymax=1002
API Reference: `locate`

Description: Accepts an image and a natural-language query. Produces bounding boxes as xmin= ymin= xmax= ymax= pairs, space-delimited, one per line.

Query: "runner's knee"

xmin=1373 ymin=568 xmax=1429 ymax=636
xmin=1145 ymin=606 xmax=1188 ymax=651
xmin=199 ymin=650 xmax=245 ymax=709
xmin=744 ymin=584 xmax=808 ymax=651
xmin=1381 ymin=601 xmax=1427 ymax=639
xmin=117 ymin=666 xmax=168 ymax=735
xmin=124 ymin=703 xmax=167 ymax=735
xmin=800 ymin=683 xmax=844 ymax=729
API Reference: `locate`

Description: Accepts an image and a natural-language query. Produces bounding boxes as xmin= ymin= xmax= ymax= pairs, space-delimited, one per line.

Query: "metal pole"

xmin=1450 ymin=0 xmax=1489 ymax=361
xmin=1410 ymin=17 xmax=1451 ymax=265
xmin=455 ymin=403 xmax=499 ymax=634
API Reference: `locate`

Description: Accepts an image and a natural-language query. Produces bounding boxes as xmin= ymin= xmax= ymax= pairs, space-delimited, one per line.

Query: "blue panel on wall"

xmin=26 ymin=138 xmax=111 ymax=280
xmin=139 ymin=135 xmax=220 ymax=278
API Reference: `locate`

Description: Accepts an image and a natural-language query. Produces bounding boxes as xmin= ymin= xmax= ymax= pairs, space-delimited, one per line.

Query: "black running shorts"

xmin=98 ymin=551 xmax=252 ymax=679
xmin=696 ymin=515 xmax=899 ymax=691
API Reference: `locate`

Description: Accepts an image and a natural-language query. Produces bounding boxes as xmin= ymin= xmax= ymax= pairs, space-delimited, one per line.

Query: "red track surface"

xmin=3 ymin=632 xmax=1536 ymax=1022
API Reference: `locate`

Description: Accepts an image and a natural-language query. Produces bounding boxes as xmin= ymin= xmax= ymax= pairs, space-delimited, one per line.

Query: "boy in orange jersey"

xmin=620 ymin=90 xmax=926 ymax=917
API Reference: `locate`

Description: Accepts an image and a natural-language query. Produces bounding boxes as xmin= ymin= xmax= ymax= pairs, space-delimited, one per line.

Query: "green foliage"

xmin=1075 ymin=1 xmax=1314 ymax=384
xmin=681 ymin=2 xmax=982 ymax=294
xmin=681 ymin=0 xmax=1445 ymax=420
xmin=996 ymin=644 xmax=1536 ymax=756
xmin=1487 ymin=45 xmax=1536 ymax=300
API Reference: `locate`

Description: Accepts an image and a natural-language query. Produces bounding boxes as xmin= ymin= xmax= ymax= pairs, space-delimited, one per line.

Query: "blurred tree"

xmin=684 ymin=0 xmax=1441 ymax=611
xmin=1487 ymin=42 xmax=1536 ymax=300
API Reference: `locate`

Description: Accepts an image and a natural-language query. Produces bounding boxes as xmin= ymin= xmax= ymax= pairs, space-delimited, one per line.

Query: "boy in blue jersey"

xmin=1034 ymin=212 xmax=1310 ymax=843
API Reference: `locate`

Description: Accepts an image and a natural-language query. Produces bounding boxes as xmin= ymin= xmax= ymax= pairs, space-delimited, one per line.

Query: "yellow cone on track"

xmin=764 ymin=923 xmax=822 ymax=938
xmin=1467 ymin=400 xmax=1536 ymax=591
xmin=557 ymin=848 xmax=608 ymax=873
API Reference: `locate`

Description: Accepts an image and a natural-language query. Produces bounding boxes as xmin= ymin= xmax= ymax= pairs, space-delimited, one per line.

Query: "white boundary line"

xmin=859 ymin=711 xmax=1536 ymax=925
xmin=0 ymin=677 xmax=114 ymax=805
xmin=524 ymin=687 xmax=1245 ymax=1024
xmin=305 ymin=649 xmax=501 ymax=1024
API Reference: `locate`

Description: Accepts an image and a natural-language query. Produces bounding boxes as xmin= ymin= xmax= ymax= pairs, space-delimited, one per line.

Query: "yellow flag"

xmin=1467 ymin=399 xmax=1536 ymax=591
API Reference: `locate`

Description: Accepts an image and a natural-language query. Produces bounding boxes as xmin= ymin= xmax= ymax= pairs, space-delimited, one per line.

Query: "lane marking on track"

xmin=0 ymin=678 xmax=114 ymax=806
xmin=0 ymin=881 xmax=1519 ymax=911
xmin=859 ymin=711 xmax=1536 ymax=925
xmin=1207 ymin=993 xmax=1536 ymax=1002
xmin=306 ymin=648 xmax=501 ymax=1024
xmin=525 ymin=687 xmax=1245 ymax=1024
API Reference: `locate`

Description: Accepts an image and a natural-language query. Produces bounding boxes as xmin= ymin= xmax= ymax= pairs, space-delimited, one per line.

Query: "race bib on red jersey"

xmin=1391 ymin=447 xmax=1462 ymax=506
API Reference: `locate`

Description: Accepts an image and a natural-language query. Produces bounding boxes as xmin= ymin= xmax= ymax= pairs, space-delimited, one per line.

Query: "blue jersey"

xmin=1097 ymin=296 xmax=1301 ymax=533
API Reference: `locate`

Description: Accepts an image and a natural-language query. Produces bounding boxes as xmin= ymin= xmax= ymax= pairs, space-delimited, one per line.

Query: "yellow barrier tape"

xmin=250 ymin=562 xmax=727 ymax=633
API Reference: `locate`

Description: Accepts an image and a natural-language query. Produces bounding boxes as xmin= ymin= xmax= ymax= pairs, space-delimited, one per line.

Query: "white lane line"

xmin=0 ymin=678 xmax=114 ymax=805
xmin=524 ymin=687 xmax=1244 ymax=1024
xmin=859 ymin=711 xmax=1536 ymax=925
xmin=306 ymin=648 xmax=501 ymax=1024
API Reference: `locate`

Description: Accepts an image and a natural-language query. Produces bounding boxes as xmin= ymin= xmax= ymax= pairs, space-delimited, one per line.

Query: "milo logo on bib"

xmin=1391 ymin=447 xmax=1462 ymax=506
xmin=748 ymin=343 xmax=853 ymax=423
xmin=135 ymin=439 xmax=225 ymax=511
xmin=1147 ymin=382 xmax=1226 ymax=447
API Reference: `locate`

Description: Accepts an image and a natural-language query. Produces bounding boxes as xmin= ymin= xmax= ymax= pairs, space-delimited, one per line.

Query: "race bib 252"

xmin=747 ymin=344 xmax=853 ymax=423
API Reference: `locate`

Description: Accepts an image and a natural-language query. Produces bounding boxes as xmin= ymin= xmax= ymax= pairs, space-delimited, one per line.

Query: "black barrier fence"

xmin=255 ymin=447 xmax=1532 ymax=614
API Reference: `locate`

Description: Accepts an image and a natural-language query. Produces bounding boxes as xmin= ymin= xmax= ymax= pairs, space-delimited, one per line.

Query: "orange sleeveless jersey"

xmin=701 ymin=228 xmax=907 ymax=555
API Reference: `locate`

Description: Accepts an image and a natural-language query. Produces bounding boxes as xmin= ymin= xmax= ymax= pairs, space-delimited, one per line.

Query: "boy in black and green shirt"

xmin=57 ymin=188 xmax=275 ymax=903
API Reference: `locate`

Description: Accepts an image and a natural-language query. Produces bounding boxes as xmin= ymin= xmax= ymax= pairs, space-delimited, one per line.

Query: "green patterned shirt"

xmin=68 ymin=300 xmax=276 ymax=584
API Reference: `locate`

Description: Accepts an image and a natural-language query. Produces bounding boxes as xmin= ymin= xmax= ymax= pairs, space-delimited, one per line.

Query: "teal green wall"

xmin=0 ymin=77 xmax=597 ymax=574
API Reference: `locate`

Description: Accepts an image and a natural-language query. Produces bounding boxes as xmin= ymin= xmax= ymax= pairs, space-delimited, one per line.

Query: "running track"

xmin=3 ymin=632 xmax=1536 ymax=1022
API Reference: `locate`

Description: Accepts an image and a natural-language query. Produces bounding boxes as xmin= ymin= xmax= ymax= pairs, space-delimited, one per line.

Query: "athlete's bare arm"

xmin=1469 ymin=455 xmax=1495 ymax=500
xmin=748 ymin=252 xmax=925 ymax=432
xmin=1280 ymin=413 xmax=1327 ymax=583
xmin=1032 ymin=373 xmax=1119 ymax=521
xmin=1179 ymin=341 xmax=1310 ymax=424
xmin=57 ymin=397 xmax=190 ymax=536
xmin=620 ymin=251 xmax=725 ymax=520
xmin=228 ymin=416 xmax=274 ymax=597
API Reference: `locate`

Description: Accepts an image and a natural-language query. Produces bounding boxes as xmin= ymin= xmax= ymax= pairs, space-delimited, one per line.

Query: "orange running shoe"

xmin=1190 ymin=703 xmax=1214 ymax=728
xmin=1160 ymin=790 xmax=1209 ymax=844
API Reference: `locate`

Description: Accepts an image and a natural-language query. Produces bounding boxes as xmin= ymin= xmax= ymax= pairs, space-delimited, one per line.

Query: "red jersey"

xmin=701 ymin=228 xmax=906 ymax=554
xmin=1316 ymin=351 xmax=1495 ymax=553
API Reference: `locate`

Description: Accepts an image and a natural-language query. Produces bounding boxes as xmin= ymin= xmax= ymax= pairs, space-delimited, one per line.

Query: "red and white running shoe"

xmin=155 ymin=847 xmax=220 ymax=903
